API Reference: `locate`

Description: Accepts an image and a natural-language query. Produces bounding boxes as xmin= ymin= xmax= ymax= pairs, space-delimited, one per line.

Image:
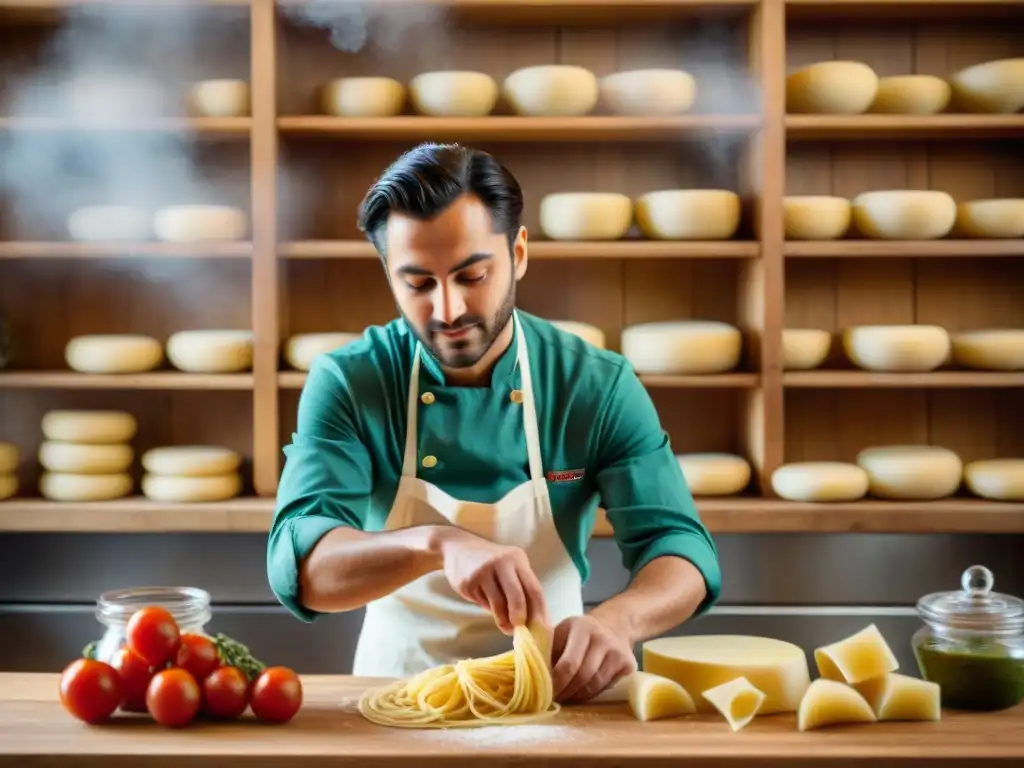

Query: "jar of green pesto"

xmin=913 ymin=564 xmax=1024 ymax=711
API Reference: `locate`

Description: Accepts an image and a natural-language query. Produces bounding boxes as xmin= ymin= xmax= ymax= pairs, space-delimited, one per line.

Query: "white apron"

xmin=351 ymin=311 xmax=584 ymax=678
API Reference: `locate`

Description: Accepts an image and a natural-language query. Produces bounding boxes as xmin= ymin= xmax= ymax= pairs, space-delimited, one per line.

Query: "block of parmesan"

xmin=642 ymin=635 xmax=811 ymax=715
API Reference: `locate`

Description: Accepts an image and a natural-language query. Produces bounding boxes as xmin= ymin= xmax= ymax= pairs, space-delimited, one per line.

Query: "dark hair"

xmin=357 ymin=142 xmax=524 ymax=258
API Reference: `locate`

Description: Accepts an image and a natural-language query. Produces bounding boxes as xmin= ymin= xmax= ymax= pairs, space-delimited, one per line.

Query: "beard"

xmin=401 ymin=280 xmax=516 ymax=369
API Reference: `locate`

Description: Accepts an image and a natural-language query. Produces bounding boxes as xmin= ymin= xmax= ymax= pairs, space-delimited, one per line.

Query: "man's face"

xmin=383 ymin=195 xmax=528 ymax=369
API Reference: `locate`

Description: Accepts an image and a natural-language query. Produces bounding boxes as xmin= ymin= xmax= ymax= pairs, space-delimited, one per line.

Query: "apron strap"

xmin=514 ymin=312 xmax=545 ymax=485
xmin=400 ymin=310 xmax=545 ymax=484
xmin=401 ymin=345 xmax=422 ymax=477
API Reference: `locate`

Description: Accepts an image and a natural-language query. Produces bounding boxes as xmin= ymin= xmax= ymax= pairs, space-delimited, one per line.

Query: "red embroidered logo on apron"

xmin=546 ymin=468 xmax=585 ymax=483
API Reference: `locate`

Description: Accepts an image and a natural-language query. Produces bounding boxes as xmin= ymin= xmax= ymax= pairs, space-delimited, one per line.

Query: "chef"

xmin=267 ymin=142 xmax=721 ymax=703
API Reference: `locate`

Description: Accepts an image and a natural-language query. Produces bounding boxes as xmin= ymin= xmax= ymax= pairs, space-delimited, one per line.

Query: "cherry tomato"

xmin=202 ymin=666 xmax=250 ymax=720
xmin=146 ymin=668 xmax=201 ymax=728
xmin=250 ymin=667 xmax=302 ymax=724
xmin=110 ymin=647 xmax=155 ymax=713
xmin=59 ymin=658 xmax=123 ymax=724
xmin=175 ymin=633 xmax=220 ymax=681
xmin=126 ymin=606 xmax=180 ymax=667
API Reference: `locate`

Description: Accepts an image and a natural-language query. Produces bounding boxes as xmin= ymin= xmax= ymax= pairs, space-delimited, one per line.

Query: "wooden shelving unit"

xmin=2 ymin=496 xmax=1021 ymax=534
xmin=0 ymin=0 xmax=1021 ymax=535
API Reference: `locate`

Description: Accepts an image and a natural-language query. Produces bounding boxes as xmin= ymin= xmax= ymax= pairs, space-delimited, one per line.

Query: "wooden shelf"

xmin=786 ymin=115 xmax=1024 ymax=140
xmin=596 ymin=500 xmax=1024 ymax=535
xmin=277 ymin=0 xmax=760 ymax=25
xmin=784 ymin=240 xmax=1024 ymax=258
xmin=0 ymin=498 xmax=273 ymax=533
xmin=0 ymin=242 xmax=252 ymax=259
xmin=639 ymin=373 xmax=760 ymax=388
xmin=281 ymin=240 xmax=760 ymax=260
xmin=0 ymin=1 xmax=249 ymax=7
xmin=785 ymin=0 xmax=1024 ymax=19
xmin=279 ymin=372 xmax=760 ymax=390
xmin=277 ymin=115 xmax=761 ymax=142
xmin=0 ymin=117 xmax=251 ymax=136
xmin=0 ymin=372 xmax=254 ymax=390
xmin=785 ymin=371 xmax=1024 ymax=388
xmin=1 ymin=497 xmax=1021 ymax=534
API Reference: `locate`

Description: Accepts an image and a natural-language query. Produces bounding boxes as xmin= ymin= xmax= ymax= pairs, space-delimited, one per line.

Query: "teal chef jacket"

xmin=268 ymin=310 xmax=722 ymax=623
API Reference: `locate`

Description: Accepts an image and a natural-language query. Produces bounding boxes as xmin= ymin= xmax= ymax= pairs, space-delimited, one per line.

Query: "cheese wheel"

xmin=642 ymin=635 xmax=811 ymax=715
xmin=38 ymin=441 xmax=133 ymax=475
xmin=539 ymin=193 xmax=632 ymax=241
xmin=0 ymin=442 xmax=18 ymax=474
xmin=41 ymin=410 xmax=137 ymax=444
xmin=321 ymin=77 xmax=405 ymax=117
xmin=955 ymin=199 xmax=1024 ymax=239
xmin=621 ymin=321 xmax=742 ymax=375
xmin=814 ymin=624 xmax=899 ymax=685
xmin=141 ymin=445 xmax=242 ymax=477
xmin=783 ymin=328 xmax=832 ymax=370
xmin=0 ymin=474 xmax=16 ymax=501
xmin=842 ymin=324 xmax=950 ymax=372
xmin=141 ymin=472 xmax=242 ymax=503
xmin=677 ymin=453 xmax=751 ymax=496
xmin=548 ymin=321 xmax=605 ymax=349
xmin=166 ymin=330 xmax=253 ymax=373
xmin=856 ymin=445 xmax=963 ymax=500
xmin=783 ymin=196 xmax=851 ymax=241
xmin=635 ymin=190 xmax=741 ymax=241
xmin=949 ymin=57 xmax=1024 ymax=114
xmin=797 ymin=679 xmax=877 ymax=732
xmin=65 ymin=334 xmax=164 ymax=374
xmin=786 ymin=61 xmax=879 ymax=114
xmin=701 ymin=677 xmax=766 ymax=732
xmin=189 ymin=79 xmax=249 ymax=117
xmin=598 ymin=69 xmax=696 ymax=116
xmin=951 ymin=329 xmax=1024 ymax=371
xmin=852 ymin=190 xmax=957 ymax=240
xmin=284 ymin=332 xmax=362 ymax=371
xmin=503 ymin=65 xmax=598 ymax=117
xmin=963 ymin=459 xmax=1024 ymax=501
xmin=868 ymin=75 xmax=951 ymax=115
xmin=66 ymin=205 xmax=151 ymax=242
xmin=409 ymin=71 xmax=498 ymax=117
xmin=771 ymin=462 xmax=869 ymax=502
xmin=40 ymin=472 xmax=133 ymax=501
xmin=854 ymin=673 xmax=941 ymax=722
xmin=153 ymin=205 xmax=247 ymax=243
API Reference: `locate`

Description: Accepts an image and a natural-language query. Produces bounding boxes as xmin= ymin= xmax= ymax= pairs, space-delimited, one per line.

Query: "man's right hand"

xmin=438 ymin=528 xmax=550 ymax=635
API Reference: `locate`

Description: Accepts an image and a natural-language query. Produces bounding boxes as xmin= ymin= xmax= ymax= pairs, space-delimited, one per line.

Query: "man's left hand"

xmin=550 ymin=614 xmax=638 ymax=702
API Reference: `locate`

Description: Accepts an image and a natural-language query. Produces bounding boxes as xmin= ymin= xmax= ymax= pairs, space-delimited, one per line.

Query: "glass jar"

xmin=92 ymin=586 xmax=212 ymax=664
xmin=912 ymin=564 xmax=1024 ymax=711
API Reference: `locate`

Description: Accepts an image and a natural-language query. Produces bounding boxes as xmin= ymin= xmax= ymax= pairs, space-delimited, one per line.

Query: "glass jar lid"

xmin=917 ymin=565 xmax=1024 ymax=634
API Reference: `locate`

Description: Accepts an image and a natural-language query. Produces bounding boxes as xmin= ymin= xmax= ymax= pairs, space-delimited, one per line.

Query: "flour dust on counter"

xmin=407 ymin=723 xmax=585 ymax=747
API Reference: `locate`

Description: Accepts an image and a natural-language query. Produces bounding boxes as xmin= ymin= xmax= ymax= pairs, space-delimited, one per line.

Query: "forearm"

xmin=298 ymin=524 xmax=450 ymax=613
xmin=588 ymin=555 xmax=708 ymax=646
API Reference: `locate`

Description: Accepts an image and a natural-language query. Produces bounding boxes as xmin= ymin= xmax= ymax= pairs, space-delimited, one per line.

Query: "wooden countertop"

xmin=1 ymin=673 xmax=1022 ymax=767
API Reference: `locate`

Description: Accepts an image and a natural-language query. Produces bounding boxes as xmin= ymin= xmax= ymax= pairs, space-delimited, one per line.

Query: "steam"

xmin=281 ymin=0 xmax=450 ymax=55
xmin=653 ymin=18 xmax=762 ymax=191
xmin=0 ymin=4 xmax=246 ymax=242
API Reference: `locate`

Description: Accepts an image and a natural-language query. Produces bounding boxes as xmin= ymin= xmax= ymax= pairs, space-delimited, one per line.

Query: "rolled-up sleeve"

xmin=267 ymin=354 xmax=374 ymax=622
xmin=593 ymin=363 xmax=722 ymax=616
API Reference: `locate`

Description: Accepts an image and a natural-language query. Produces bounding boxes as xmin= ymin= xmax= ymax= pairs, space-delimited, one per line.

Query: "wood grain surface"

xmin=1 ymin=673 xmax=1022 ymax=767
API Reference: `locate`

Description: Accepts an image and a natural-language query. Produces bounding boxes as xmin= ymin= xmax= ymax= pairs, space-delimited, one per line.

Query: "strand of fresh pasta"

xmin=358 ymin=624 xmax=560 ymax=728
